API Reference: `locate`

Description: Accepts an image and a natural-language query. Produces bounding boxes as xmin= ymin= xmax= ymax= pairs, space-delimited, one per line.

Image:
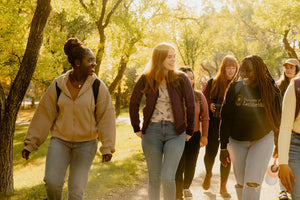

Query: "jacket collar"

xmin=55 ymin=70 xmax=97 ymax=99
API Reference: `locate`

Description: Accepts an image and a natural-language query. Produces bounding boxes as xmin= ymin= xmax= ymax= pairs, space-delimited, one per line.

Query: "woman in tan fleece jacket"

xmin=22 ymin=38 xmax=116 ymax=200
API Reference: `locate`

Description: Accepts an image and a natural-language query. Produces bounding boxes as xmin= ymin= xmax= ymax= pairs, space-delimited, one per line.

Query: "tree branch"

xmin=96 ymin=0 xmax=108 ymax=28
xmin=283 ymin=29 xmax=298 ymax=59
xmin=103 ymin=0 xmax=123 ymax=28
xmin=79 ymin=0 xmax=88 ymax=11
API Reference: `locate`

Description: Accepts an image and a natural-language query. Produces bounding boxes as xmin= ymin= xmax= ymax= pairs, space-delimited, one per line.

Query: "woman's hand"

xmin=102 ymin=154 xmax=112 ymax=162
xmin=185 ymin=134 xmax=191 ymax=141
xmin=22 ymin=149 xmax=30 ymax=160
xmin=210 ymin=103 xmax=216 ymax=112
xmin=220 ymin=149 xmax=231 ymax=167
xmin=135 ymin=131 xmax=142 ymax=138
xmin=279 ymin=164 xmax=296 ymax=192
xmin=200 ymin=136 xmax=208 ymax=147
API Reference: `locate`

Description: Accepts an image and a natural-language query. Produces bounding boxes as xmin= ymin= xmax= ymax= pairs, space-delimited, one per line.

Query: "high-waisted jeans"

xmin=44 ymin=137 xmax=98 ymax=200
xmin=142 ymin=121 xmax=185 ymax=200
xmin=228 ymin=132 xmax=274 ymax=200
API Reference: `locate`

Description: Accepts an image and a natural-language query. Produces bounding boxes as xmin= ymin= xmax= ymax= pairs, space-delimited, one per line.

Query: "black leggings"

xmin=175 ymin=131 xmax=201 ymax=197
xmin=204 ymin=117 xmax=231 ymax=181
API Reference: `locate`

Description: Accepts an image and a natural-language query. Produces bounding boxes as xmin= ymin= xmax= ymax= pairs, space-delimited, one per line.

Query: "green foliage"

xmin=0 ymin=0 xmax=35 ymax=94
xmin=2 ymin=0 xmax=300 ymax=101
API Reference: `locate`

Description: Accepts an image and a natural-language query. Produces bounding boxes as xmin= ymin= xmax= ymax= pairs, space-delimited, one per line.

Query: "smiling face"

xmin=163 ymin=48 xmax=176 ymax=72
xmin=284 ymin=63 xmax=297 ymax=79
xmin=225 ymin=64 xmax=237 ymax=80
xmin=77 ymin=49 xmax=96 ymax=76
xmin=240 ymin=61 xmax=257 ymax=88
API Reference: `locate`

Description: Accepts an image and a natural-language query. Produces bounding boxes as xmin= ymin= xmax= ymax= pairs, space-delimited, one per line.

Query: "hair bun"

xmin=64 ymin=38 xmax=83 ymax=56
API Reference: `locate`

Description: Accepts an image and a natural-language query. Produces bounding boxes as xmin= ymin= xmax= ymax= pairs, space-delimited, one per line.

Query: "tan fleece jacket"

xmin=24 ymin=70 xmax=116 ymax=155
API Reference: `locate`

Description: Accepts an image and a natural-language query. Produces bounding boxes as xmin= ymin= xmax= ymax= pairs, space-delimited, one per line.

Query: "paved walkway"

xmin=114 ymin=117 xmax=283 ymax=200
xmin=119 ymin=149 xmax=282 ymax=200
xmin=18 ymin=116 xmax=283 ymax=199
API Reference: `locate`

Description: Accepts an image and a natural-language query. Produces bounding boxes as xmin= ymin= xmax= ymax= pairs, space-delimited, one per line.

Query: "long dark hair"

xmin=241 ymin=55 xmax=281 ymax=132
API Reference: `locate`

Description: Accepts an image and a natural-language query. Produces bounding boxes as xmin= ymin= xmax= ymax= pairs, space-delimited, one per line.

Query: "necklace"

xmin=69 ymin=73 xmax=85 ymax=89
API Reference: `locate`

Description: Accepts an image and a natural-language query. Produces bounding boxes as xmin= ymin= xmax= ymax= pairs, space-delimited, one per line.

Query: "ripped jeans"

xmin=227 ymin=132 xmax=274 ymax=200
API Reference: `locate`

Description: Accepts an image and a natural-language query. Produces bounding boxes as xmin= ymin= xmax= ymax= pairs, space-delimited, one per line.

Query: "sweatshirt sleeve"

xmin=220 ymin=83 xmax=236 ymax=149
xmin=278 ymin=82 xmax=295 ymax=165
xmin=199 ymin=91 xmax=209 ymax=137
xmin=129 ymin=76 xmax=145 ymax=133
xmin=96 ymin=81 xmax=116 ymax=155
xmin=24 ymin=81 xmax=58 ymax=152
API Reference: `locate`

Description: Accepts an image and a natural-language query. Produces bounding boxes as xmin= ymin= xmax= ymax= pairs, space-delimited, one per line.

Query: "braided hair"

xmin=240 ymin=55 xmax=281 ymax=132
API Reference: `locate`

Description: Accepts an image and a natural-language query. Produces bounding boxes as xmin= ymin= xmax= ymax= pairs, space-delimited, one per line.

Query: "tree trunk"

xmin=95 ymin=29 xmax=105 ymax=75
xmin=0 ymin=0 xmax=51 ymax=196
xmin=108 ymin=38 xmax=138 ymax=94
xmin=109 ymin=56 xmax=128 ymax=94
xmin=283 ymin=29 xmax=298 ymax=59
xmin=115 ymin=85 xmax=121 ymax=117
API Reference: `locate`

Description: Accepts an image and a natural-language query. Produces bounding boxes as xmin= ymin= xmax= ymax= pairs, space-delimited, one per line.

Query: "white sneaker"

xmin=183 ymin=189 xmax=192 ymax=198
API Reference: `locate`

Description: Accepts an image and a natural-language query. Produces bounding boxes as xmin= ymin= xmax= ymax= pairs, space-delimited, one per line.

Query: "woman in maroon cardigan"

xmin=129 ymin=43 xmax=195 ymax=200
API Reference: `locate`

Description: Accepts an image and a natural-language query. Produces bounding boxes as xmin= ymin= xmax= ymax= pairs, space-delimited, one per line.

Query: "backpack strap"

xmin=92 ymin=78 xmax=100 ymax=104
xmin=55 ymin=79 xmax=101 ymax=117
xmin=56 ymin=82 xmax=61 ymax=101
xmin=56 ymin=82 xmax=61 ymax=112
xmin=92 ymin=78 xmax=101 ymax=117
xmin=294 ymin=77 xmax=300 ymax=119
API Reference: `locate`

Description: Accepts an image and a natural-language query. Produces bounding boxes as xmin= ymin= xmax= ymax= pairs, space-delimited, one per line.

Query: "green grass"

xmin=12 ymin=120 xmax=146 ymax=199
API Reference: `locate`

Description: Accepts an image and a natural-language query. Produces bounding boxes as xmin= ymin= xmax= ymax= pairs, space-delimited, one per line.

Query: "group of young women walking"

xmin=22 ymin=38 xmax=299 ymax=200
xmin=129 ymin=43 xmax=300 ymax=200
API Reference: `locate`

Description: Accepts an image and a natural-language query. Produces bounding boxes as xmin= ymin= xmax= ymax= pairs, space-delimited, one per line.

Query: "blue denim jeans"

xmin=228 ymin=132 xmax=274 ymax=200
xmin=289 ymin=132 xmax=300 ymax=199
xmin=44 ymin=137 xmax=98 ymax=200
xmin=142 ymin=121 xmax=185 ymax=200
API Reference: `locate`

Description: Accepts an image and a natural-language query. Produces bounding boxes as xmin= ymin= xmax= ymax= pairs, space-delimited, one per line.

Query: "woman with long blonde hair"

xmin=129 ymin=43 xmax=195 ymax=200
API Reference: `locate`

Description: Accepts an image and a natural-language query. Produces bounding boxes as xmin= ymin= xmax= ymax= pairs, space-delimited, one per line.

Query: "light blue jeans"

xmin=44 ymin=137 xmax=98 ymax=200
xmin=228 ymin=132 xmax=274 ymax=200
xmin=289 ymin=132 xmax=300 ymax=199
xmin=142 ymin=121 xmax=185 ymax=200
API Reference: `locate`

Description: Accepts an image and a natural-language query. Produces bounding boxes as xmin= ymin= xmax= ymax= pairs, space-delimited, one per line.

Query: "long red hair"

xmin=210 ymin=55 xmax=239 ymax=99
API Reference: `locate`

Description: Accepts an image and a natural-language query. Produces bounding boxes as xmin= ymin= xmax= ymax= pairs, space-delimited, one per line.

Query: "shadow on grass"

xmin=11 ymin=183 xmax=47 ymax=200
xmin=12 ymin=150 xmax=146 ymax=200
xmin=12 ymin=183 xmax=69 ymax=200
xmin=85 ymin=151 xmax=147 ymax=199
xmin=14 ymin=124 xmax=50 ymax=166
